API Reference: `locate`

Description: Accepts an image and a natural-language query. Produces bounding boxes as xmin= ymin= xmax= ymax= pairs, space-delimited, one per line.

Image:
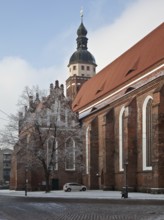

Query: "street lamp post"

xmin=124 ymin=160 xmax=128 ymax=198
xmin=25 ymin=166 xmax=28 ymax=196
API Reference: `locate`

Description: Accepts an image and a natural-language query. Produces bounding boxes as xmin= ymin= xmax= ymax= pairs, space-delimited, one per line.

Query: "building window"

xmin=47 ymin=137 xmax=58 ymax=170
xmin=119 ymin=106 xmax=125 ymax=171
xmin=81 ymin=65 xmax=84 ymax=70
xmin=87 ymin=66 xmax=90 ymax=71
xmin=65 ymin=138 xmax=75 ymax=170
xmin=73 ymin=66 xmax=76 ymax=70
xmin=142 ymin=96 xmax=153 ymax=170
xmin=3 ymin=154 xmax=11 ymax=160
xmin=86 ymin=126 xmax=90 ymax=174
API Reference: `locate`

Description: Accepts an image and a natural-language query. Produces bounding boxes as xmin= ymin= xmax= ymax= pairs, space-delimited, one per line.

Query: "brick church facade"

xmin=72 ymin=23 xmax=164 ymax=193
xmin=10 ymin=80 xmax=85 ymax=191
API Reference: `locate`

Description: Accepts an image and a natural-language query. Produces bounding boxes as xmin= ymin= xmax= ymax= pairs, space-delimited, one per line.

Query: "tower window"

xmin=87 ymin=66 xmax=90 ymax=71
xmin=81 ymin=65 xmax=84 ymax=70
xmin=73 ymin=66 xmax=76 ymax=70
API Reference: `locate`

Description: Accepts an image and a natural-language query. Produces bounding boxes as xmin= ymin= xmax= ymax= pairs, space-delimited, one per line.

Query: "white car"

xmin=63 ymin=182 xmax=87 ymax=192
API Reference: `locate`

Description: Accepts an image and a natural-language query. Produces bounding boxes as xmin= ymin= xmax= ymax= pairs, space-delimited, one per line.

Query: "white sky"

xmin=0 ymin=0 xmax=163 ymax=130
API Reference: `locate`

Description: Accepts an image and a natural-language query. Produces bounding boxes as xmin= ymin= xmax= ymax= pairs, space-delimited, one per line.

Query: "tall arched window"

xmin=142 ymin=96 xmax=153 ymax=170
xmin=86 ymin=126 xmax=90 ymax=174
xmin=47 ymin=136 xmax=58 ymax=170
xmin=65 ymin=138 xmax=75 ymax=170
xmin=119 ymin=106 xmax=125 ymax=171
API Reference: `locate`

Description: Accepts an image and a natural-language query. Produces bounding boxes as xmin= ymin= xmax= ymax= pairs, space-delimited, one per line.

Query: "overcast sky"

xmin=0 ymin=0 xmax=163 ymax=130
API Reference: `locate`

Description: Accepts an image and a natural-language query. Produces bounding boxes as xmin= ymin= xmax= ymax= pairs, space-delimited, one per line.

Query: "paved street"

xmin=0 ymin=191 xmax=164 ymax=220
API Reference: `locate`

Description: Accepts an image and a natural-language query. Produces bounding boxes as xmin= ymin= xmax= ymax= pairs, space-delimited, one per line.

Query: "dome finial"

xmin=80 ymin=7 xmax=83 ymax=22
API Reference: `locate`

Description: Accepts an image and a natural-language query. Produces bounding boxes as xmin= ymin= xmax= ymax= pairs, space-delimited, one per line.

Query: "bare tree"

xmin=0 ymin=114 xmax=19 ymax=148
xmin=0 ymin=82 xmax=84 ymax=192
xmin=17 ymin=85 xmax=47 ymax=108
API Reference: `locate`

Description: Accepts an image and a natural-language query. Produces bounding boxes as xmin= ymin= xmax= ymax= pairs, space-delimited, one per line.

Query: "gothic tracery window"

xmin=47 ymin=137 xmax=58 ymax=170
xmin=86 ymin=126 xmax=90 ymax=174
xmin=65 ymin=138 xmax=75 ymax=170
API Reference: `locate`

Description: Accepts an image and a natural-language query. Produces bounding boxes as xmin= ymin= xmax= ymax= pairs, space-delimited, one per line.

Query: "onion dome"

xmin=68 ymin=19 xmax=96 ymax=67
xmin=77 ymin=22 xmax=87 ymax=36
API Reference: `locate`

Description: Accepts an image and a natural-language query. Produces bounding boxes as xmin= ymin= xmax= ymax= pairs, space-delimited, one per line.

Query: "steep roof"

xmin=68 ymin=21 xmax=96 ymax=67
xmin=72 ymin=23 xmax=164 ymax=112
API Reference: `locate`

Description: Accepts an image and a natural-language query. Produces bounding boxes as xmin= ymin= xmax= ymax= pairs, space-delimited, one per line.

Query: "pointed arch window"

xmin=86 ymin=126 xmax=90 ymax=174
xmin=65 ymin=138 xmax=75 ymax=170
xmin=119 ymin=106 xmax=125 ymax=171
xmin=142 ymin=96 xmax=153 ymax=170
xmin=47 ymin=136 xmax=58 ymax=170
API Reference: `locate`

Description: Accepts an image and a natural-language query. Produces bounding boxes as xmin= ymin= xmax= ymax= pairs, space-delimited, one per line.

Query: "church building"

xmin=10 ymin=11 xmax=164 ymax=193
xmin=72 ymin=23 xmax=164 ymax=193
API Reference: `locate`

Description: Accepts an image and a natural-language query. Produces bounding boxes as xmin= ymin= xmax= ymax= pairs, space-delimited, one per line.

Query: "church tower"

xmin=66 ymin=11 xmax=97 ymax=100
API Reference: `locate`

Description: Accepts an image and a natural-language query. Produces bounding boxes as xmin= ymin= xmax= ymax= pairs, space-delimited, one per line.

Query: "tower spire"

xmin=66 ymin=10 xmax=97 ymax=101
xmin=80 ymin=7 xmax=83 ymax=23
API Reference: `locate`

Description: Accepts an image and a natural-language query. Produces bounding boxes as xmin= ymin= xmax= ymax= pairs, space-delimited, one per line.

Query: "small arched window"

xmin=142 ymin=96 xmax=153 ymax=170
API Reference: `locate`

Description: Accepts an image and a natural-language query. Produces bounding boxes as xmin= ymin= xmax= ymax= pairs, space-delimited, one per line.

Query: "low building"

xmin=0 ymin=148 xmax=12 ymax=187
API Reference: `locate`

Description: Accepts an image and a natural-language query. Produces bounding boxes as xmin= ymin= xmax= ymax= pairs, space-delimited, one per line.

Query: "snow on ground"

xmin=0 ymin=189 xmax=164 ymax=200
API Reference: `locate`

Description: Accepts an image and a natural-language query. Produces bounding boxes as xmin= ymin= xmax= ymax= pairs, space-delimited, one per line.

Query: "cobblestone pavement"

xmin=0 ymin=196 xmax=164 ymax=220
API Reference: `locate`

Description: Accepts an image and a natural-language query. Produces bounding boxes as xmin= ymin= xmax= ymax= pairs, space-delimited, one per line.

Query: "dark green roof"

xmin=68 ymin=21 xmax=96 ymax=67
xmin=68 ymin=49 xmax=96 ymax=66
xmin=77 ymin=22 xmax=87 ymax=36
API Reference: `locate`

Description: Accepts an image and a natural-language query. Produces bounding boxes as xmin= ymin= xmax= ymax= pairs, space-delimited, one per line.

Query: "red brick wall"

xmin=81 ymin=76 xmax=164 ymax=192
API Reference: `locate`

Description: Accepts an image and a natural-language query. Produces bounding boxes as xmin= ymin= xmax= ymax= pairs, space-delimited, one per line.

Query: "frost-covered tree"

xmin=0 ymin=81 xmax=84 ymax=192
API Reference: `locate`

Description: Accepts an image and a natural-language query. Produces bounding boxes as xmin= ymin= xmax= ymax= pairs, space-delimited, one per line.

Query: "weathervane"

xmin=80 ymin=7 xmax=83 ymax=22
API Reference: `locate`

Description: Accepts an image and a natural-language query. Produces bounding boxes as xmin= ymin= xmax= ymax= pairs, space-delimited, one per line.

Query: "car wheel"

xmin=67 ymin=188 xmax=71 ymax=192
xmin=82 ymin=187 xmax=86 ymax=191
